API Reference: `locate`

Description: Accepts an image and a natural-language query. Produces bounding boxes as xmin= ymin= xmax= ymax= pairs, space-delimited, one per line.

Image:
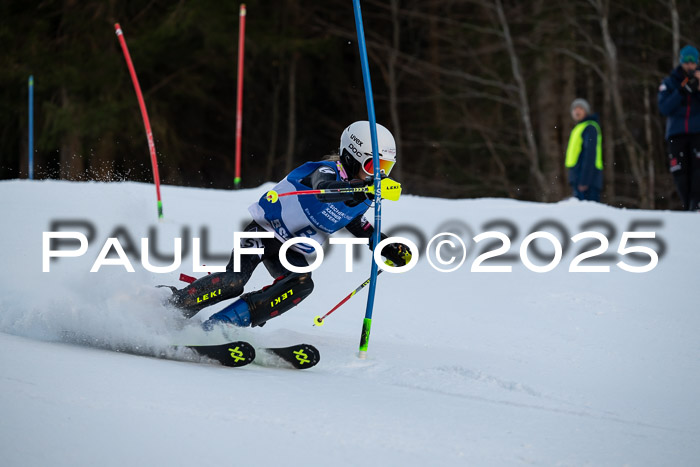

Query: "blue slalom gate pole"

xmin=28 ymin=75 xmax=34 ymax=180
xmin=353 ymin=0 xmax=382 ymax=359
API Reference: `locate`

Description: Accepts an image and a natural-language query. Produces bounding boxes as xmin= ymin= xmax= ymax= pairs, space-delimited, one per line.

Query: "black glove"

xmin=348 ymin=179 xmax=371 ymax=202
xmin=681 ymin=76 xmax=698 ymax=94
xmin=380 ymin=242 xmax=413 ymax=267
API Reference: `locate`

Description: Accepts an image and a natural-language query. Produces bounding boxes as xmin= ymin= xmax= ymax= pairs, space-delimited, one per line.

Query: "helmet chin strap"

xmin=336 ymin=160 xmax=349 ymax=181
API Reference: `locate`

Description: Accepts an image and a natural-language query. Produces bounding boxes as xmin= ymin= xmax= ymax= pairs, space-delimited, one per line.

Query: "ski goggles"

xmin=362 ymin=155 xmax=395 ymax=176
xmin=681 ymin=54 xmax=698 ymax=64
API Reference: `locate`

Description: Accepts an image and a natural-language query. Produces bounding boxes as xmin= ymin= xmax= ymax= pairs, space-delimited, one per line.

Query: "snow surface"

xmin=1 ymin=179 xmax=699 ymax=466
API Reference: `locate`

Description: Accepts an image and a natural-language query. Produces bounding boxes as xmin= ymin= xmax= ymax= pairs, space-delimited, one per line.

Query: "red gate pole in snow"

xmin=114 ymin=23 xmax=164 ymax=219
xmin=234 ymin=4 xmax=247 ymax=189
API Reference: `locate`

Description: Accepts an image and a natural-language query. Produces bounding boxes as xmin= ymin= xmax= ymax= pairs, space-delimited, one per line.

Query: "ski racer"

xmin=166 ymin=121 xmax=412 ymax=329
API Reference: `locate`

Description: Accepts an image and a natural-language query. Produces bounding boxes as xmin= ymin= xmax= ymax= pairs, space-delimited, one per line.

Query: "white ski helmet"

xmin=339 ymin=121 xmax=397 ymax=178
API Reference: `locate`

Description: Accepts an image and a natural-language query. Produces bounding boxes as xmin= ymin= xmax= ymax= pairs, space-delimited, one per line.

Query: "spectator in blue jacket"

xmin=658 ymin=44 xmax=700 ymax=211
xmin=565 ymin=98 xmax=603 ymax=202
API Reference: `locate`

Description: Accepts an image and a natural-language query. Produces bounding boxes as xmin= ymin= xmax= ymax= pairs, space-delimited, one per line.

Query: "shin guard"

xmin=243 ymin=273 xmax=314 ymax=327
xmin=169 ymin=272 xmax=246 ymax=318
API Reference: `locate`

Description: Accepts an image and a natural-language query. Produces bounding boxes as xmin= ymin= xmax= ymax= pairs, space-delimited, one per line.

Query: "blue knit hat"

xmin=679 ymin=45 xmax=699 ymax=64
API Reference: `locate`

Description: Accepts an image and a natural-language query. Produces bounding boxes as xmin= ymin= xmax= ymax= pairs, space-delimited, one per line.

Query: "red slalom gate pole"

xmin=234 ymin=4 xmax=247 ymax=189
xmin=114 ymin=23 xmax=164 ymax=219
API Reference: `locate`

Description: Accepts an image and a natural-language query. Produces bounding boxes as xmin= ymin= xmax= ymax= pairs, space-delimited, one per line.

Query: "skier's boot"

xmin=203 ymin=272 xmax=314 ymax=329
xmin=202 ymin=297 xmax=252 ymax=330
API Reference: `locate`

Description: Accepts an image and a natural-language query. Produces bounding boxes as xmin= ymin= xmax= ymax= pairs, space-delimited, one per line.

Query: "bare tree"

xmin=533 ymin=1 xmax=567 ymax=200
xmin=59 ymin=87 xmax=84 ymax=180
xmin=266 ymin=78 xmax=283 ymax=182
xmin=590 ymin=0 xmax=649 ymax=207
xmin=602 ymin=82 xmax=616 ymax=202
xmin=494 ymin=0 xmax=548 ymax=200
xmin=386 ymin=0 xmax=403 ymax=181
xmin=284 ymin=52 xmax=298 ymax=174
xmin=670 ymin=0 xmax=680 ymax=63
xmin=643 ymin=84 xmax=656 ymax=209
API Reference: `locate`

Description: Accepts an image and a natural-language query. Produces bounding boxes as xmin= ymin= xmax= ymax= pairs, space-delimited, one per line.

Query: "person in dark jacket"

xmin=658 ymin=44 xmax=700 ymax=211
xmin=565 ymin=98 xmax=603 ymax=202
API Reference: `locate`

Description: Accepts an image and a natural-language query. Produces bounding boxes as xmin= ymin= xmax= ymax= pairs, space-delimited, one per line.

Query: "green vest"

xmin=565 ymin=120 xmax=603 ymax=170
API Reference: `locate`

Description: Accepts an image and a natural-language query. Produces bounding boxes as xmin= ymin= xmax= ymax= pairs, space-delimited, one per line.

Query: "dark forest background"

xmin=1 ymin=0 xmax=698 ymax=209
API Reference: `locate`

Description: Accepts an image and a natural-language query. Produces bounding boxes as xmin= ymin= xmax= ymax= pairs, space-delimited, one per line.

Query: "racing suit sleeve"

xmin=301 ymin=166 xmax=369 ymax=203
xmin=345 ymin=215 xmax=413 ymax=266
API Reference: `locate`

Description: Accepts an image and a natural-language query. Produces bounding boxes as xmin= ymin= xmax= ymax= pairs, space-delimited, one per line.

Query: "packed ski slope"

xmin=1 ymin=179 xmax=698 ymax=466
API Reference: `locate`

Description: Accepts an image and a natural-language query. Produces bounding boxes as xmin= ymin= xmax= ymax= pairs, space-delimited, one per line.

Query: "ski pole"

xmin=266 ymin=179 xmax=401 ymax=204
xmin=313 ymin=270 xmax=383 ymax=326
xmin=266 ymin=187 xmax=369 ymax=203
